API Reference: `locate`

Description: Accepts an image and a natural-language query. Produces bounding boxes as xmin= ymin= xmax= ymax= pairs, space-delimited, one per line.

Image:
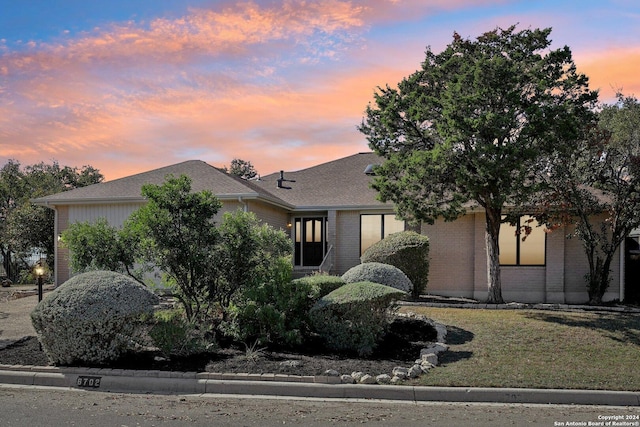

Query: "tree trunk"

xmin=485 ymin=209 xmax=504 ymax=304
xmin=587 ymin=256 xmax=612 ymax=305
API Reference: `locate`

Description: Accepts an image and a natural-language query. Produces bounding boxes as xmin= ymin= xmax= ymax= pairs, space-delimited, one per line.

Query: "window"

xmin=360 ymin=214 xmax=405 ymax=255
xmin=499 ymin=215 xmax=546 ymax=266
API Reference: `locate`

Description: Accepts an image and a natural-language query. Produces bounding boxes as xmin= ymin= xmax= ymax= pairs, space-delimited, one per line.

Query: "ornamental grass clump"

xmin=309 ymin=281 xmax=406 ymax=357
xmin=341 ymin=262 xmax=412 ymax=293
xmin=361 ymin=231 xmax=430 ymax=299
xmin=31 ymin=270 xmax=158 ymax=365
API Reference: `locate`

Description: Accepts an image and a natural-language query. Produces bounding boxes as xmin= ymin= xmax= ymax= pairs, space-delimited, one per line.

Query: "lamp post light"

xmin=34 ymin=262 xmax=45 ymax=302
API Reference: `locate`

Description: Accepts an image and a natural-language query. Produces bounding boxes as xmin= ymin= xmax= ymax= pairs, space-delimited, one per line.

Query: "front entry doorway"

xmin=294 ymin=217 xmax=327 ymax=267
xmin=625 ymin=237 xmax=640 ymax=304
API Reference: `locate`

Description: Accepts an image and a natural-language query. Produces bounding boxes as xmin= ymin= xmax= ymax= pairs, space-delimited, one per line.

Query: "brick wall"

xmin=334 ymin=210 xmax=361 ymax=275
xmin=420 ymin=211 xmax=622 ymax=303
xmin=422 ymin=215 xmax=476 ymax=298
xmin=246 ymin=201 xmax=289 ymax=230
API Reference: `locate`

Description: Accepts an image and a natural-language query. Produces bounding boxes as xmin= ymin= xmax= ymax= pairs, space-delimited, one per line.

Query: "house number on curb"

xmin=76 ymin=376 xmax=101 ymax=388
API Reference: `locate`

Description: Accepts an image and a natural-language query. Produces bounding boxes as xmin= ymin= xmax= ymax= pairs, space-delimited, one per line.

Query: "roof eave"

xmin=32 ymin=196 xmax=147 ymax=207
xmin=291 ymin=204 xmax=394 ymax=212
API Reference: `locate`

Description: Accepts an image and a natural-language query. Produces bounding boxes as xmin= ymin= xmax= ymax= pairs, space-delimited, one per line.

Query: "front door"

xmin=625 ymin=237 xmax=640 ymax=304
xmin=294 ymin=217 xmax=326 ymax=267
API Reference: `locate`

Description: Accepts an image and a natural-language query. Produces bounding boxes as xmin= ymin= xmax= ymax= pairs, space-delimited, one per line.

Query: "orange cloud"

xmin=576 ymin=47 xmax=640 ymax=101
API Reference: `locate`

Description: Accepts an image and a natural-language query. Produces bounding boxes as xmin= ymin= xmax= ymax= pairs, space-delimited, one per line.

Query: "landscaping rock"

xmin=392 ymin=367 xmax=409 ymax=379
xmin=359 ymin=374 xmax=377 ymax=384
xmin=324 ymin=369 xmax=340 ymax=377
xmin=422 ymin=342 xmax=448 ymax=355
xmin=351 ymin=371 xmax=365 ymax=382
xmin=421 ymin=353 xmax=438 ymax=366
xmin=408 ymin=364 xmax=422 ymax=378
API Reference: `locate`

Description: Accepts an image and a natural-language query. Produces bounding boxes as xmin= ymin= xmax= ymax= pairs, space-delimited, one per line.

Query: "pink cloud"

xmin=2 ymin=0 xmax=638 ymax=182
xmin=3 ymin=1 xmax=366 ymax=74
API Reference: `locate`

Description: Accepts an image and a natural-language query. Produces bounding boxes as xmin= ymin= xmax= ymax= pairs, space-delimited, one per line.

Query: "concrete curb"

xmin=400 ymin=301 xmax=640 ymax=313
xmin=1 ymin=366 xmax=638 ymax=406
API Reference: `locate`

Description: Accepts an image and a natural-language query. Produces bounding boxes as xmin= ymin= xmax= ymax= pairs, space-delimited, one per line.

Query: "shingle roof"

xmin=32 ymin=153 xmax=390 ymax=211
xmin=32 ymin=160 xmax=289 ymax=206
xmin=252 ymin=152 xmax=389 ymax=210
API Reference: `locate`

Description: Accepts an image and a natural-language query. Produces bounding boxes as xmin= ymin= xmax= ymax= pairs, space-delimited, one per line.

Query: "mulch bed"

xmin=0 ymin=317 xmax=438 ymax=377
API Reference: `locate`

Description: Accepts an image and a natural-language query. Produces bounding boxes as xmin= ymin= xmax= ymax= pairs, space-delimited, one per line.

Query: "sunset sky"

xmin=1 ymin=0 xmax=639 ymax=181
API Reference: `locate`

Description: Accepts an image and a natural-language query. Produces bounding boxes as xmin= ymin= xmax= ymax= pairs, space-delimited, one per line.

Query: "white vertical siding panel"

xmin=68 ymin=203 xmax=146 ymax=228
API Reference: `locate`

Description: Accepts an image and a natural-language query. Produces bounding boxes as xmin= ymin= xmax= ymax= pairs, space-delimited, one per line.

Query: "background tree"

xmin=536 ymin=94 xmax=640 ymax=304
xmin=61 ymin=218 xmax=144 ymax=284
xmin=0 ymin=160 xmax=103 ymax=282
xmin=359 ymin=25 xmax=598 ymax=303
xmin=224 ymin=158 xmax=258 ymax=180
xmin=0 ymin=161 xmax=26 ymax=280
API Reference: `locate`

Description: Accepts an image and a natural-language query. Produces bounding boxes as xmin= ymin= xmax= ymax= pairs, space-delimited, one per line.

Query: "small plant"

xmin=309 ymin=281 xmax=405 ymax=356
xmin=342 ymin=262 xmax=412 ymax=293
xmin=243 ymin=340 xmax=267 ymax=365
xmin=146 ymin=309 xmax=213 ymax=357
xmin=361 ymin=231 xmax=430 ymax=299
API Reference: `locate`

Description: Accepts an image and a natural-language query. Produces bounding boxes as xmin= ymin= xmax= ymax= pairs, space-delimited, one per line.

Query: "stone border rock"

xmin=319 ymin=312 xmax=449 ymax=385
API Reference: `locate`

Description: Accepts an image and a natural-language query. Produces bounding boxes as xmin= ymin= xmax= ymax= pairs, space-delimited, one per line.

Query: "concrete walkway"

xmin=0 ymin=292 xmax=39 ymax=350
xmin=1 ymin=292 xmax=639 ymax=406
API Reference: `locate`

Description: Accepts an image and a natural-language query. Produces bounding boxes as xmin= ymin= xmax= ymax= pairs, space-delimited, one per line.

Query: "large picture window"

xmin=499 ymin=215 xmax=546 ymax=266
xmin=360 ymin=214 xmax=405 ymax=255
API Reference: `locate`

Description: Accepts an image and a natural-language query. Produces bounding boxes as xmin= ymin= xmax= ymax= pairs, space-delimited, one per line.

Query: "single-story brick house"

xmin=33 ymin=152 xmax=636 ymax=304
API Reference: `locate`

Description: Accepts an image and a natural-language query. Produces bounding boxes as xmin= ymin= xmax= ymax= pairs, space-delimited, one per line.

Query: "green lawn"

xmin=400 ymin=307 xmax=640 ymax=391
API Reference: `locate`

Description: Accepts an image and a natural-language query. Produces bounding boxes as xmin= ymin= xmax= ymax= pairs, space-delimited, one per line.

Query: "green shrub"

xmin=292 ymin=273 xmax=345 ymax=300
xmin=31 ymin=271 xmax=158 ymax=365
xmin=361 ymin=231 xmax=430 ymax=299
xmin=341 ymin=262 xmax=412 ymax=293
xmin=222 ymin=256 xmax=312 ymax=347
xmin=147 ymin=309 xmax=212 ymax=357
xmin=309 ymin=281 xmax=405 ymax=357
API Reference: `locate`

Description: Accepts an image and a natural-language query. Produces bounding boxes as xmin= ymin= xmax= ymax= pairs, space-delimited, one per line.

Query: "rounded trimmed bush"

xmin=31 ymin=270 xmax=159 ymax=365
xmin=309 ymin=281 xmax=406 ymax=356
xmin=341 ymin=262 xmax=412 ymax=293
xmin=292 ymin=274 xmax=345 ymax=300
xmin=361 ymin=231 xmax=429 ymax=299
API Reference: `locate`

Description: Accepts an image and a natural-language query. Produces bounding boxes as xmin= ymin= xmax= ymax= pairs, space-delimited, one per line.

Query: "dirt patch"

xmin=0 ymin=317 xmax=438 ymax=377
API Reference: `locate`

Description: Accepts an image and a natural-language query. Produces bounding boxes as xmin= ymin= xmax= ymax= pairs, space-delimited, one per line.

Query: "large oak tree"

xmin=359 ymin=26 xmax=597 ymax=303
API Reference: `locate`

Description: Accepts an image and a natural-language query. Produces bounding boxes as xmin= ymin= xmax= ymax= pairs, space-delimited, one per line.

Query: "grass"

xmin=399 ymin=306 xmax=640 ymax=391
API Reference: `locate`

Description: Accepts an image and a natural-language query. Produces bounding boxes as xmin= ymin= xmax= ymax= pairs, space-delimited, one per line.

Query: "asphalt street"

xmin=2 ymin=385 xmax=640 ymax=427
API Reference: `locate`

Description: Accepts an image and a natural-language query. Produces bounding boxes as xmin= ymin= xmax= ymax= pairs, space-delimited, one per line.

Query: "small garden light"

xmin=34 ymin=262 xmax=45 ymax=302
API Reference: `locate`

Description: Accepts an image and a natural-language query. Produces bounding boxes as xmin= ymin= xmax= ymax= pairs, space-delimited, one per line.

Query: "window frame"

xmin=360 ymin=213 xmax=405 ymax=256
xmin=499 ymin=215 xmax=547 ymax=267
xmin=293 ymin=216 xmax=328 ymax=267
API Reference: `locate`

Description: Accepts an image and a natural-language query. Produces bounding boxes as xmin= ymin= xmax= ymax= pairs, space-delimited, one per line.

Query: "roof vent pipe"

xmin=277 ymin=171 xmax=296 ymax=189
